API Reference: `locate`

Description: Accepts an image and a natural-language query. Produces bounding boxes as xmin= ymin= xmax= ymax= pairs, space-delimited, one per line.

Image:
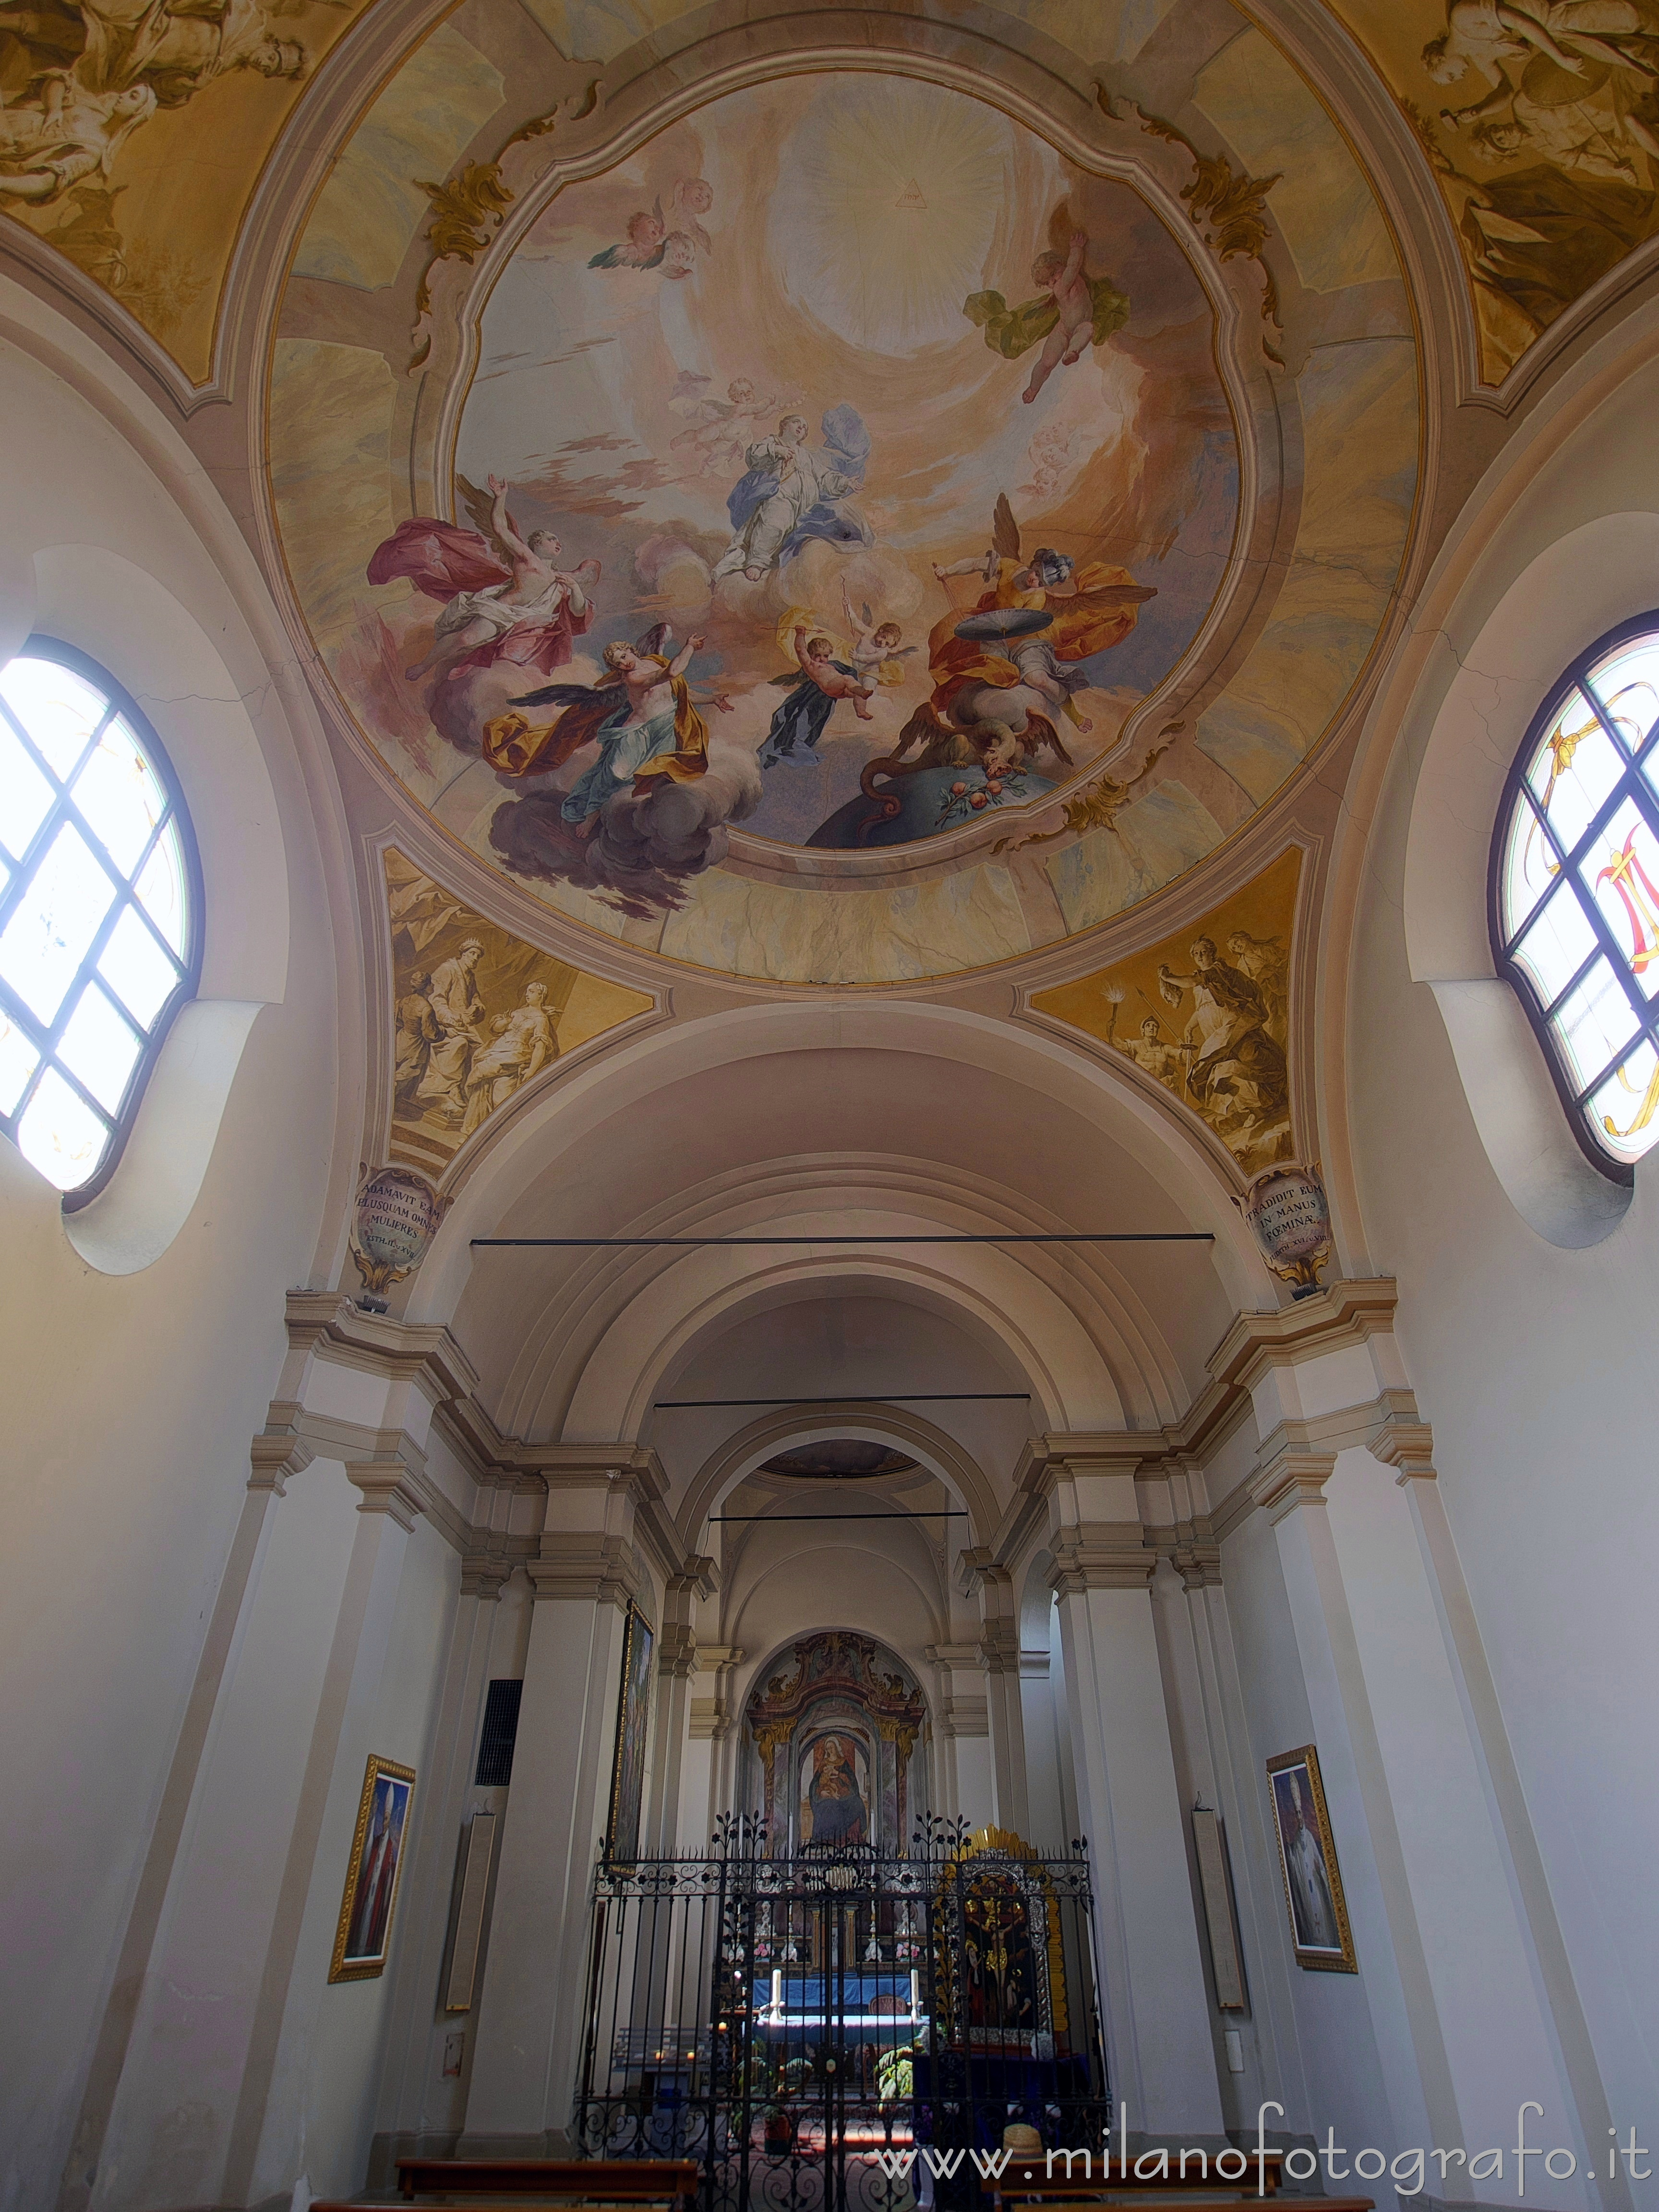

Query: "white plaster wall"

xmin=264 ymin=1513 xmax=460 ymax=2203
xmin=0 ymin=308 xmax=348 ymax=2212
xmin=1216 ymin=1507 xmax=1396 ymax=2149
xmin=1346 ymin=351 xmax=1659 ymax=2187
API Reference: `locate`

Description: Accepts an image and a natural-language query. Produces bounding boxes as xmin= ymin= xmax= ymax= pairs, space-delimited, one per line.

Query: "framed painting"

xmin=607 ymin=1603 xmax=655 ymax=1862
xmin=329 ymin=1755 xmax=416 ymax=1983
xmin=1266 ymin=1745 xmax=1356 ymax=1973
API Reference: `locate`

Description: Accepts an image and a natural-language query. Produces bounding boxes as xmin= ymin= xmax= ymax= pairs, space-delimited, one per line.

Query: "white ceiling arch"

xmin=673 ymin=1400 xmax=1003 ymax=1555
xmin=401 ymin=1004 xmax=1274 ymax=1398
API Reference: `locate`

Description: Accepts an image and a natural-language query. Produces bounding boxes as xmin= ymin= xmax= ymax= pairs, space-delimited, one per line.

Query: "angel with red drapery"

xmin=367 ymin=474 xmax=600 ymax=685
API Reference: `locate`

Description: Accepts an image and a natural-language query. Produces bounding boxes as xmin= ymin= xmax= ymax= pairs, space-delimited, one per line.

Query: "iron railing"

xmin=574 ymin=1816 xmax=1108 ymax=2212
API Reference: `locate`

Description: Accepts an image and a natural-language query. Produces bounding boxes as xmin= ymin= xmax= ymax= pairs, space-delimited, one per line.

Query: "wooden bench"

xmin=989 ymin=2152 xmax=1286 ymax=2200
xmin=386 ymin=2156 xmax=700 ymax=2204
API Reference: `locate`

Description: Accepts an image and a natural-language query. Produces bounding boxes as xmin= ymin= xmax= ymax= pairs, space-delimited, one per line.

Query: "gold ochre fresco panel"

xmin=384 ymin=846 xmax=652 ymax=1178
xmin=1033 ymin=844 xmax=1301 ymax=1176
xmin=0 ymin=0 xmax=375 ymax=384
xmin=1320 ymin=0 xmax=1659 ymax=381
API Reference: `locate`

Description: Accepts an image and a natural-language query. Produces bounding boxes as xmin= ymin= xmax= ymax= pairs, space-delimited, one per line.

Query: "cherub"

xmin=793 ymin=625 xmax=875 ymax=720
xmin=670 ymin=373 xmax=804 ymax=475
xmin=1100 ymin=986 xmax=1188 ymax=1086
xmin=1024 ymin=231 xmax=1097 ymax=403
xmin=964 ymin=207 xmax=1130 ymax=406
xmin=840 ymin=582 xmax=913 ymax=688
xmin=589 ymin=206 xmax=666 ymax=271
xmin=757 ymin=624 xmax=873 ymax=768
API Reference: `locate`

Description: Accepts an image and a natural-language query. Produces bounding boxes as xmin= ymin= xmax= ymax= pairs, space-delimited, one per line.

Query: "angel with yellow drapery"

xmin=481 ymin=624 xmax=714 ymax=839
xmin=964 ymin=209 xmax=1130 ymax=405
xmin=926 ymin=493 xmax=1154 ymax=737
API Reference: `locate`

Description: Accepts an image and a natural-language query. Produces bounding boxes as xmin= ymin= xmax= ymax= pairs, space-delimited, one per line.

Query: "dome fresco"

xmin=266 ymin=0 xmax=1420 ymax=985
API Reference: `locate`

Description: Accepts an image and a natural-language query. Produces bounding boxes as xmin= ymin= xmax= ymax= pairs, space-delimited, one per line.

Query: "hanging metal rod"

xmin=711 ymin=1511 xmax=968 ymax=1522
xmin=470 ymin=1231 xmax=1213 ymax=1246
xmin=655 ymin=1391 xmax=1030 ymax=1407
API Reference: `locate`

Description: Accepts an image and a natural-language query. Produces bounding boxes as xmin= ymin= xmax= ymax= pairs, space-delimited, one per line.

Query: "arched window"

xmin=0 ymin=640 xmax=201 ymax=1203
xmin=1491 ymin=613 xmax=1659 ymax=1180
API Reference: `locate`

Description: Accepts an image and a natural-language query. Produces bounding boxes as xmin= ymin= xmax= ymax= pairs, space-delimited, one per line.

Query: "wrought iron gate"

xmin=574 ymin=1818 xmax=1108 ymax=2212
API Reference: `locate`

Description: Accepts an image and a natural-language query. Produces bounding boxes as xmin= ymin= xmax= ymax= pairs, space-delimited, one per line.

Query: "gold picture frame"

xmin=329 ymin=1755 xmax=417 ymax=1983
xmin=1266 ymin=1744 xmax=1356 ymax=1973
xmin=606 ymin=1602 xmax=654 ymax=1863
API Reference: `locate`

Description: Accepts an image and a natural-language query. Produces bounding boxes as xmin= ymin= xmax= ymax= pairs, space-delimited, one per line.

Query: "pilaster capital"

xmin=248 ymin=1417 xmax=313 ymax=1496
xmin=956 ymin=1545 xmax=1012 ymax=1599
xmin=940 ymin=1695 xmax=989 ymax=1739
xmin=978 ymin=1621 xmax=1022 ymax=1674
xmin=460 ymin=1551 xmax=517 ymax=1600
xmin=1049 ymin=1520 xmax=1155 ymax=1594
xmin=669 ymin=1554 xmax=719 ymax=1601
xmin=926 ymin=1641 xmax=982 ymax=1671
xmin=525 ymin=1532 xmax=641 ymax=1610
xmin=1143 ymin=1517 xmax=1224 ymax=1589
xmin=658 ymin=1622 xmax=699 ymax=1679
xmin=347 ymin=1449 xmax=429 ymax=1533
xmin=1250 ymin=1422 xmax=1337 ymax=1523
xmin=688 ymin=1696 xmax=730 ymax=1741
xmin=1369 ymin=1413 xmax=1438 ymax=1485
xmin=1016 ymin=1433 xmax=1153 ymax=1500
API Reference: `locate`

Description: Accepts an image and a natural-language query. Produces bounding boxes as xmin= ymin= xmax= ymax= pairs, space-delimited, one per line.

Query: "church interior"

xmin=6 ymin=0 xmax=1659 ymax=2206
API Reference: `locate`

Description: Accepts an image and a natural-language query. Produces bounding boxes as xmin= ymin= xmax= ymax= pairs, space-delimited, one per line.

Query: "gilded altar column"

xmin=459 ymin=1458 xmax=658 ymax=2156
xmin=1042 ymin=1445 xmax=1224 ymax=2137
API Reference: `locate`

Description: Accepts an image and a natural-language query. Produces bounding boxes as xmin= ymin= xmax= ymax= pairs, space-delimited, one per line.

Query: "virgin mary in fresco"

xmin=803 ymin=1733 xmax=866 ymax=1846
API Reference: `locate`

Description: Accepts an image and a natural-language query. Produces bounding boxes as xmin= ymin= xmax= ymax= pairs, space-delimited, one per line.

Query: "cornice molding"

xmin=1050 ymin=1521 xmax=1156 ymax=1596
xmin=526 ymin=1532 xmax=642 ymax=1611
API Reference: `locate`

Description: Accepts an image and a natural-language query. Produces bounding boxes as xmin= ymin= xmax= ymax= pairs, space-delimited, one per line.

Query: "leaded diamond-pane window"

xmin=1492 ymin=613 xmax=1659 ymax=1178
xmin=0 ymin=641 xmax=201 ymax=1201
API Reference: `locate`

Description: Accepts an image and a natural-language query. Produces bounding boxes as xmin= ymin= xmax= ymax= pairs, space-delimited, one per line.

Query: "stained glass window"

xmin=0 ymin=640 xmax=200 ymax=1202
xmin=1491 ymin=614 xmax=1659 ymax=1176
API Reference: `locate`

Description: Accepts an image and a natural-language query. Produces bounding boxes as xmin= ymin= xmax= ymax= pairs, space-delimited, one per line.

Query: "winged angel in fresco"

xmin=964 ymin=209 xmax=1130 ymax=405
xmin=480 ymin=622 xmax=736 ymax=831
xmin=368 ymin=476 xmax=601 ymax=686
xmin=805 ymin=497 xmax=1153 ymax=850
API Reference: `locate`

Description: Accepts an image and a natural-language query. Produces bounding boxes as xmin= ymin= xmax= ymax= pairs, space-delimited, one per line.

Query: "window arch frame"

xmin=0 ymin=634 xmax=204 ymax=1209
xmin=1487 ymin=607 xmax=1659 ymax=1188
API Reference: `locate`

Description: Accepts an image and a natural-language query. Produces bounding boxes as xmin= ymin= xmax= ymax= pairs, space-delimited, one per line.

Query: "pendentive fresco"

xmin=383 ymin=845 xmax=651 ymax=1181
xmin=1322 ymin=0 xmax=1659 ymax=381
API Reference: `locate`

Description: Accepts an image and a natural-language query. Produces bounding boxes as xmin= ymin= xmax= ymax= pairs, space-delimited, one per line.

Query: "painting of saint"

xmin=800 ymin=1732 xmax=867 ymax=1847
xmin=712 ymin=408 xmax=872 ymax=584
xmin=1266 ymin=1747 xmax=1356 ymax=1971
xmin=608 ymin=1604 xmax=655 ymax=1863
xmin=329 ymin=1756 xmax=415 ymax=1982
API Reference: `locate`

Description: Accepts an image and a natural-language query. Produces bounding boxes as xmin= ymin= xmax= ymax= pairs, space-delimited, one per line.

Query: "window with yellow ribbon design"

xmin=1491 ymin=614 xmax=1659 ymax=1177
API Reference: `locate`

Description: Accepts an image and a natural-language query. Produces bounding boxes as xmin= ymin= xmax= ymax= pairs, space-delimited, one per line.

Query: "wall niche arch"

xmin=740 ymin=1632 xmax=929 ymax=1855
